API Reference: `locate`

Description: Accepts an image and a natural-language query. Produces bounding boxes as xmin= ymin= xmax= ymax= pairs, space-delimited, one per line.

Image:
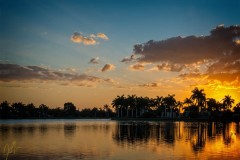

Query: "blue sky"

xmin=0 ymin=0 xmax=240 ymax=107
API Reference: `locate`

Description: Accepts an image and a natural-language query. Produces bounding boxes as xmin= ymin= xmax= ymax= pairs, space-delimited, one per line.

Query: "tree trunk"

xmin=165 ymin=105 xmax=167 ymax=117
xmin=127 ymin=106 xmax=129 ymax=117
xmin=132 ymin=108 xmax=134 ymax=118
xmin=121 ymin=106 xmax=123 ymax=118
xmin=136 ymin=108 xmax=138 ymax=118
xmin=117 ymin=107 xmax=119 ymax=118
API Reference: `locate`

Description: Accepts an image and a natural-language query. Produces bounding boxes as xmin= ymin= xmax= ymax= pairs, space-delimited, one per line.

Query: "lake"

xmin=0 ymin=119 xmax=240 ymax=160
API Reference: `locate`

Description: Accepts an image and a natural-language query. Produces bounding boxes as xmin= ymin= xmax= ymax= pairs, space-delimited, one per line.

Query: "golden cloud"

xmin=71 ymin=32 xmax=109 ymax=45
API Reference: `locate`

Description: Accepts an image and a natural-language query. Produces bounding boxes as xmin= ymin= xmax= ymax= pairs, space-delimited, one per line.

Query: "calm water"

xmin=0 ymin=119 xmax=240 ymax=160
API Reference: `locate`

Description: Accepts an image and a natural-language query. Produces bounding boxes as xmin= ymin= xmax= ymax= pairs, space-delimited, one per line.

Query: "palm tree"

xmin=103 ymin=104 xmax=110 ymax=117
xmin=135 ymin=96 xmax=150 ymax=117
xmin=154 ymin=96 xmax=163 ymax=108
xmin=162 ymin=94 xmax=177 ymax=118
xmin=206 ymin=98 xmax=222 ymax=112
xmin=190 ymin=87 xmax=206 ymax=112
xmin=233 ymin=102 xmax=240 ymax=114
xmin=112 ymin=95 xmax=125 ymax=118
xmin=153 ymin=96 xmax=163 ymax=117
xmin=142 ymin=97 xmax=151 ymax=114
xmin=127 ymin=95 xmax=136 ymax=118
xmin=183 ymin=98 xmax=193 ymax=107
xmin=176 ymin=101 xmax=183 ymax=117
xmin=222 ymin=95 xmax=235 ymax=111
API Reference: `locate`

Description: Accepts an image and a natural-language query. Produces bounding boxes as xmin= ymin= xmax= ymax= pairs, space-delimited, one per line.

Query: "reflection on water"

xmin=113 ymin=121 xmax=239 ymax=151
xmin=0 ymin=120 xmax=240 ymax=160
xmin=64 ymin=123 xmax=77 ymax=138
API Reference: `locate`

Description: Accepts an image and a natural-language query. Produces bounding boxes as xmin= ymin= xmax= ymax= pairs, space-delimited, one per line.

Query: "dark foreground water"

xmin=0 ymin=119 xmax=240 ymax=160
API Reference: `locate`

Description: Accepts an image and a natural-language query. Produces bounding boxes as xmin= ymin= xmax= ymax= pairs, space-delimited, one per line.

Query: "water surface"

xmin=0 ymin=119 xmax=240 ymax=160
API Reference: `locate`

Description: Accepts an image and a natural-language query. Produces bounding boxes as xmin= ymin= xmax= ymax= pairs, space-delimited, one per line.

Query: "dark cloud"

xmin=133 ymin=25 xmax=240 ymax=64
xmin=89 ymin=57 xmax=99 ymax=64
xmin=0 ymin=63 xmax=105 ymax=87
xmin=131 ymin=25 xmax=240 ymax=85
xmin=121 ymin=55 xmax=135 ymax=63
xmin=101 ymin=64 xmax=115 ymax=72
xmin=157 ymin=63 xmax=185 ymax=72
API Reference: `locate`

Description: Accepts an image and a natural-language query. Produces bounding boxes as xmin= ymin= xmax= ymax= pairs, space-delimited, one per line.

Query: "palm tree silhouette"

xmin=162 ymin=94 xmax=177 ymax=118
xmin=127 ymin=95 xmax=136 ymax=118
xmin=222 ymin=95 xmax=235 ymax=111
xmin=206 ymin=98 xmax=222 ymax=112
xmin=183 ymin=98 xmax=193 ymax=107
xmin=190 ymin=88 xmax=206 ymax=112
xmin=112 ymin=95 xmax=125 ymax=117
xmin=103 ymin=104 xmax=110 ymax=117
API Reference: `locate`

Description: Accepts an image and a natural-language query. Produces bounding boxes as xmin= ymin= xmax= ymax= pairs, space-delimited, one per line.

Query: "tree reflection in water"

xmin=113 ymin=121 xmax=239 ymax=152
xmin=113 ymin=121 xmax=177 ymax=146
xmin=64 ymin=123 xmax=77 ymax=138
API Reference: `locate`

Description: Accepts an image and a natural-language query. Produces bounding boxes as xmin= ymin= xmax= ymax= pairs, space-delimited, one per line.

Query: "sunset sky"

xmin=0 ymin=0 xmax=240 ymax=108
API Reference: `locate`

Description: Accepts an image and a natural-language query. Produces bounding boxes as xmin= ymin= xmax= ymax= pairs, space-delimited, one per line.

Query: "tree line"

xmin=1 ymin=87 xmax=240 ymax=120
xmin=0 ymin=102 xmax=115 ymax=119
xmin=111 ymin=88 xmax=240 ymax=120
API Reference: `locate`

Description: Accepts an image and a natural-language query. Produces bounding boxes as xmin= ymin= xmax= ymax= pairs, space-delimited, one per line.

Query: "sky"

xmin=0 ymin=0 xmax=240 ymax=108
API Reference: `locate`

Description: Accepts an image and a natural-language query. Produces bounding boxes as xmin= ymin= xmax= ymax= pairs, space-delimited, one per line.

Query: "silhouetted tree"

xmin=190 ymin=88 xmax=206 ymax=112
xmin=103 ymin=104 xmax=110 ymax=117
xmin=12 ymin=102 xmax=25 ymax=118
xmin=183 ymin=98 xmax=193 ymax=107
xmin=64 ymin=102 xmax=76 ymax=117
xmin=162 ymin=94 xmax=177 ymax=118
xmin=112 ymin=95 xmax=126 ymax=117
xmin=222 ymin=95 xmax=235 ymax=111
xmin=0 ymin=101 xmax=11 ymax=118
xmin=233 ymin=102 xmax=240 ymax=114
xmin=39 ymin=104 xmax=49 ymax=118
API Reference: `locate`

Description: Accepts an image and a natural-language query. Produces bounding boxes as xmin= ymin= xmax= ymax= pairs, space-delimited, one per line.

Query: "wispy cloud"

xmin=96 ymin=33 xmax=109 ymax=40
xmin=0 ymin=63 xmax=113 ymax=87
xmin=156 ymin=62 xmax=185 ymax=72
xmin=89 ymin=57 xmax=99 ymax=64
xmin=101 ymin=64 xmax=115 ymax=72
xmin=139 ymin=82 xmax=159 ymax=88
xmin=71 ymin=32 xmax=109 ymax=45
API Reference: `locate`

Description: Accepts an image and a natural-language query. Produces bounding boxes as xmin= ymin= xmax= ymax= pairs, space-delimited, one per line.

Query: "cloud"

xmin=97 ymin=33 xmax=109 ymax=40
xmin=132 ymin=25 xmax=240 ymax=65
xmin=129 ymin=25 xmax=240 ymax=86
xmin=121 ymin=55 xmax=135 ymax=63
xmin=71 ymin=32 xmax=109 ymax=45
xmin=157 ymin=62 xmax=185 ymax=72
xmin=71 ymin=32 xmax=97 ymax=45
xmin=89 ymin=57 xmax=99 ymax=64
xmin=130 ymin=63 xmax=145 ymax=71
xmin=0 ymin=63 xmax=110 ymax=87
xmin=139 ymin=82 xmax=159 ymax=88
xmin=101 ymin=64 xmax=115 ymax=72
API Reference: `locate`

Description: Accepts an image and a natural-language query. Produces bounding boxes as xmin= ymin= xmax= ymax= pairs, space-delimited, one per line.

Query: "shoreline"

xmin=0 ymin=117 xmax=239 ymax=122
xmin=111 ymin=117 xmax=240 ymax=122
